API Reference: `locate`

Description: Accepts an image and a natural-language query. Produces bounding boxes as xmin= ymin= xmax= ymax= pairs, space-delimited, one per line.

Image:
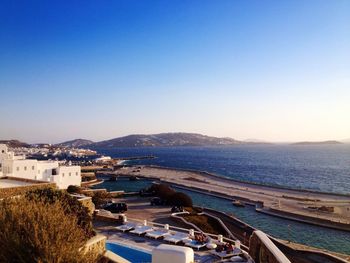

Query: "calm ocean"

xmin=95 ymin=144 xmax=350 ymax=194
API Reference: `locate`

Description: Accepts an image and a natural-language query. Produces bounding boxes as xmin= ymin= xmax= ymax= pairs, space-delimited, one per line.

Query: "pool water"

xmin=106 ymin=242 xmax=152 ymax=263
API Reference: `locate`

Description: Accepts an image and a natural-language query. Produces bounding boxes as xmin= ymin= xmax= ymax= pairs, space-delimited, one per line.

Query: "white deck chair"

xmin=211 ymin=247 xmax=242 ymax=259
xmin=115 ymin=222 xmax=136 ymax=232
xmin=130 ymin=225 xmax=153 ymax=236
xmin=184 ymin=239 xmax=208 ymax=250
xmin=145 ymin=228 xmax=171 ymax=239
xmin=163 ymin=232 xmax=191 ymax=244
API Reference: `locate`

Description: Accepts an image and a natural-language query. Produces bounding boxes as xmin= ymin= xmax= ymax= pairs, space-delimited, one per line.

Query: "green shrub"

xmin=26 ymin=188 xmax=94 ymax=238
xmin=0 ymin=198 xmax=98 ymax=263
xmin=91 ymin=191 xmax=111 ymax=208
xmin=149 ymin=184 xmax=176 ymax=200
xmin=168 ymin=192 xmax=193 ymax=207
xmin=147 ymin=184 xmax=193 ymax=207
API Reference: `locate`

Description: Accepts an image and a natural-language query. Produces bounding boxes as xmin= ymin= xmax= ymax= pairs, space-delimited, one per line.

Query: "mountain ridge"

xmin=55 ymin=139 xmax=95 ymax=148
xmin=0 ymin=140 xmax=30 ymax=148
xmin=291 ymin=140 xmax=342 ymax=146
xmin=88 ymin=132 xmax=243 ymax=148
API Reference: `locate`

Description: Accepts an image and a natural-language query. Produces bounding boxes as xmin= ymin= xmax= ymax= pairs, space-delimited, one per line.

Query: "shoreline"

xmin=145 ymin=164 xmax=350 ymax=197
xmin=92 ymin=174 xmax=350 ymax=260
xmin=167 ymin=180 xmax=350 ymax=232
xmin=108 ymin=165 xmax=350 ymax=232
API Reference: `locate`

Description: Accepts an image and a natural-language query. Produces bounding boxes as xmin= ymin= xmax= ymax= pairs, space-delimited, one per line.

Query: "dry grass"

xmin=0 ymin=197 xmax=99 ymax=263
xmin=182 ymin=213 xmax=226 ymax=235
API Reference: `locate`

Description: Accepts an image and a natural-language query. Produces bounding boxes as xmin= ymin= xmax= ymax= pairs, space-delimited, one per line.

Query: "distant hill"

xmin=55 ymin=139 xmax=94 ymax=148
xmin=291 ymin=140 xmax=342 ymax=146
xmin=341 ymin=138 xmax=350 ymax=143
xmin=2 ymin=133 xmax=271 ymax=149
xmin=89 ymin=132 xmax=243 ymax=148
xmin=0 ymin=140 xmax=30 ymax=148
xmin=243 ymin=138 xmax=271 ymax=144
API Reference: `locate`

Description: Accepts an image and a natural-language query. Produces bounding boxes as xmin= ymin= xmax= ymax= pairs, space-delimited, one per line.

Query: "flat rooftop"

xmin=0 ymin=178 xmax=37 ymax=188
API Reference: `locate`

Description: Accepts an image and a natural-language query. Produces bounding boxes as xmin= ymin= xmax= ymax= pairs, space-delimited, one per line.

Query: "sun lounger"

xmin=129 ymin=225 xmax=153 ymax=236
xmin=184 ymin=240 xmax=208 ymax=250
xmin=145 ymin=229 xmax=171 ymax=239
xmin=228 ymin=255 xmax=248 ymax=262
xmin=114 ymin=222 xmax=136 ymax=232
xmin=163 ymin=232 xmax=191 ymax=244
xmin=211 ymin=247 xmax=242 ymax=259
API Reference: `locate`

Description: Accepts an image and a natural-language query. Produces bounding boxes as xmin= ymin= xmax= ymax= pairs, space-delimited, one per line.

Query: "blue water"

xmin=92 ymin=175 xmax=153 ymax=192
xmin=93 ymin=145 xmax=350 ymax=255
xmin=106 ymin=242 xmax=152 ymax=263
xmin=96 ymin=179 xmax=350 ymax=255
xmin=95 ymin=145 xmax=350 ymax=194
xmin=178 ymin=187 xmax=350 ymax=255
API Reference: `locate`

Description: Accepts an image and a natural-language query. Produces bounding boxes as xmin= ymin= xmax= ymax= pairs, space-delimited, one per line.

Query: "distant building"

xmin=0 ymin=144 xmax=81 ymax=189
xmin=95 ymin=156 xmax=112 ymax=163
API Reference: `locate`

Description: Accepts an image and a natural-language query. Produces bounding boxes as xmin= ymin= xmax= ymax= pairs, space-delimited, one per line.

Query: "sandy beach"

xmin=111 ymin=165 xmax=350 ymax=231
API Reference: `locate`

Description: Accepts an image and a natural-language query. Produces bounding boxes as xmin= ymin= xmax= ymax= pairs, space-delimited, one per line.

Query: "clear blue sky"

xmin=1 ymin=0 xmax=349 ymax=143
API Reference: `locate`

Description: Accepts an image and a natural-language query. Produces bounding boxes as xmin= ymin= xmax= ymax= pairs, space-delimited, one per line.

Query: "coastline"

xmin=146 ymin=164 xmax=350 ymax=197
xmin=105 ymin=165 xmax=350 ymax=232
xmin=92 ymin=171 xmax=350 ymax=260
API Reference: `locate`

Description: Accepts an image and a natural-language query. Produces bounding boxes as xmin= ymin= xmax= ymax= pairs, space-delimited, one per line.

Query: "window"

xmin=16 ymin=167 xmax=19 ymax=171
xmin=69 ymin=172 xmax=71 ymax=176
xmin=32 ymin=166 xmax=35 ymax=170
xmin=38 ymin=170 xmax=40 ymax=174
xmin=1 ymin=150 xmax=4 ymax=153
xmin=24 ymin=166 xmax=27 ymax=171
xmin=76 ymin=172 xmax=78 ymax=176
xmin=62 ymin=173 xmax=65 ymax=177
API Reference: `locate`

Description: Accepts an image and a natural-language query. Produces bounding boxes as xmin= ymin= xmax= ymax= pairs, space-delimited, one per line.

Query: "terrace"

xmin=0 ymin=177 xmax=56 ymax=199
xmin=0 ymin=178 xmax=35 ymax=188
xmin=96 ymin=217 xmax=255 ymax=263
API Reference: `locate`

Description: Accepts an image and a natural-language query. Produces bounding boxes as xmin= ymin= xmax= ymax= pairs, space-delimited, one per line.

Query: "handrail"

xmin=202 ymin=212 xmax=237 ymax=240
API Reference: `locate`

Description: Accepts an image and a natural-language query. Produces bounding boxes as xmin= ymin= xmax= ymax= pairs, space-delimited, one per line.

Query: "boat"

xmin=232 ymin=200 xmax=245 ymax=207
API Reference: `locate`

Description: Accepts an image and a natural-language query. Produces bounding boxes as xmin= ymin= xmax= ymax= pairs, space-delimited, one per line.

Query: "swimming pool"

xmin=106 ymin=242 xmax=152 ymax=263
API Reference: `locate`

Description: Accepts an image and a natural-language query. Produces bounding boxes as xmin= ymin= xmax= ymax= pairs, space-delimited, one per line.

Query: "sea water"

xmin=93 ymin=145 xmax=350 ymax=254
xmin=95 ymin=144 xmax=350 ymax=194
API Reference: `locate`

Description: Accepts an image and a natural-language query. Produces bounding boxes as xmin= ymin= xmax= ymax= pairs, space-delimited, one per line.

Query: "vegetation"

xmin=67 ymin=185 xmax=82 ymax=194
xmin=149 ymin=184 xmax=176 ymax=200
xmin=0 ymin=183 xmax=56 ymax=199
xmin=168 ymin=192 xmax=193 ymax=207
xmin=26 ymin=188 xmax=94 ymax=238
xmin=147 ymin=183 xmax=193 ymax=207
xmin=89 ymin=191 xmax=111 ymax=208
xmin=0 ymin=197 xmax=99 ymax=263
xmin=183 ymin=213 xmax=226 ymax=235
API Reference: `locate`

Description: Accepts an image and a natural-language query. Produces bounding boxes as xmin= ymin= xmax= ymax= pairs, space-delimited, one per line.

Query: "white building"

xmin=0 ymin=144 xmax=81 ymax=189
xmin=95 ymin=156 xmax=112 ymax=163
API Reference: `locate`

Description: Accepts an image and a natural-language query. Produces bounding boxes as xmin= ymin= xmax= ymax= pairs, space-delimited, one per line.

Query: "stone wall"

xmin=0 ymin=179 xmax=56 ymax=199
xmin=270 ymin=238 xmax=349 ymax=263
xmin=82 ymin=234 xmax=106 ymax=257
xmin=266 ymin=207 xmax=350 ymax=231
